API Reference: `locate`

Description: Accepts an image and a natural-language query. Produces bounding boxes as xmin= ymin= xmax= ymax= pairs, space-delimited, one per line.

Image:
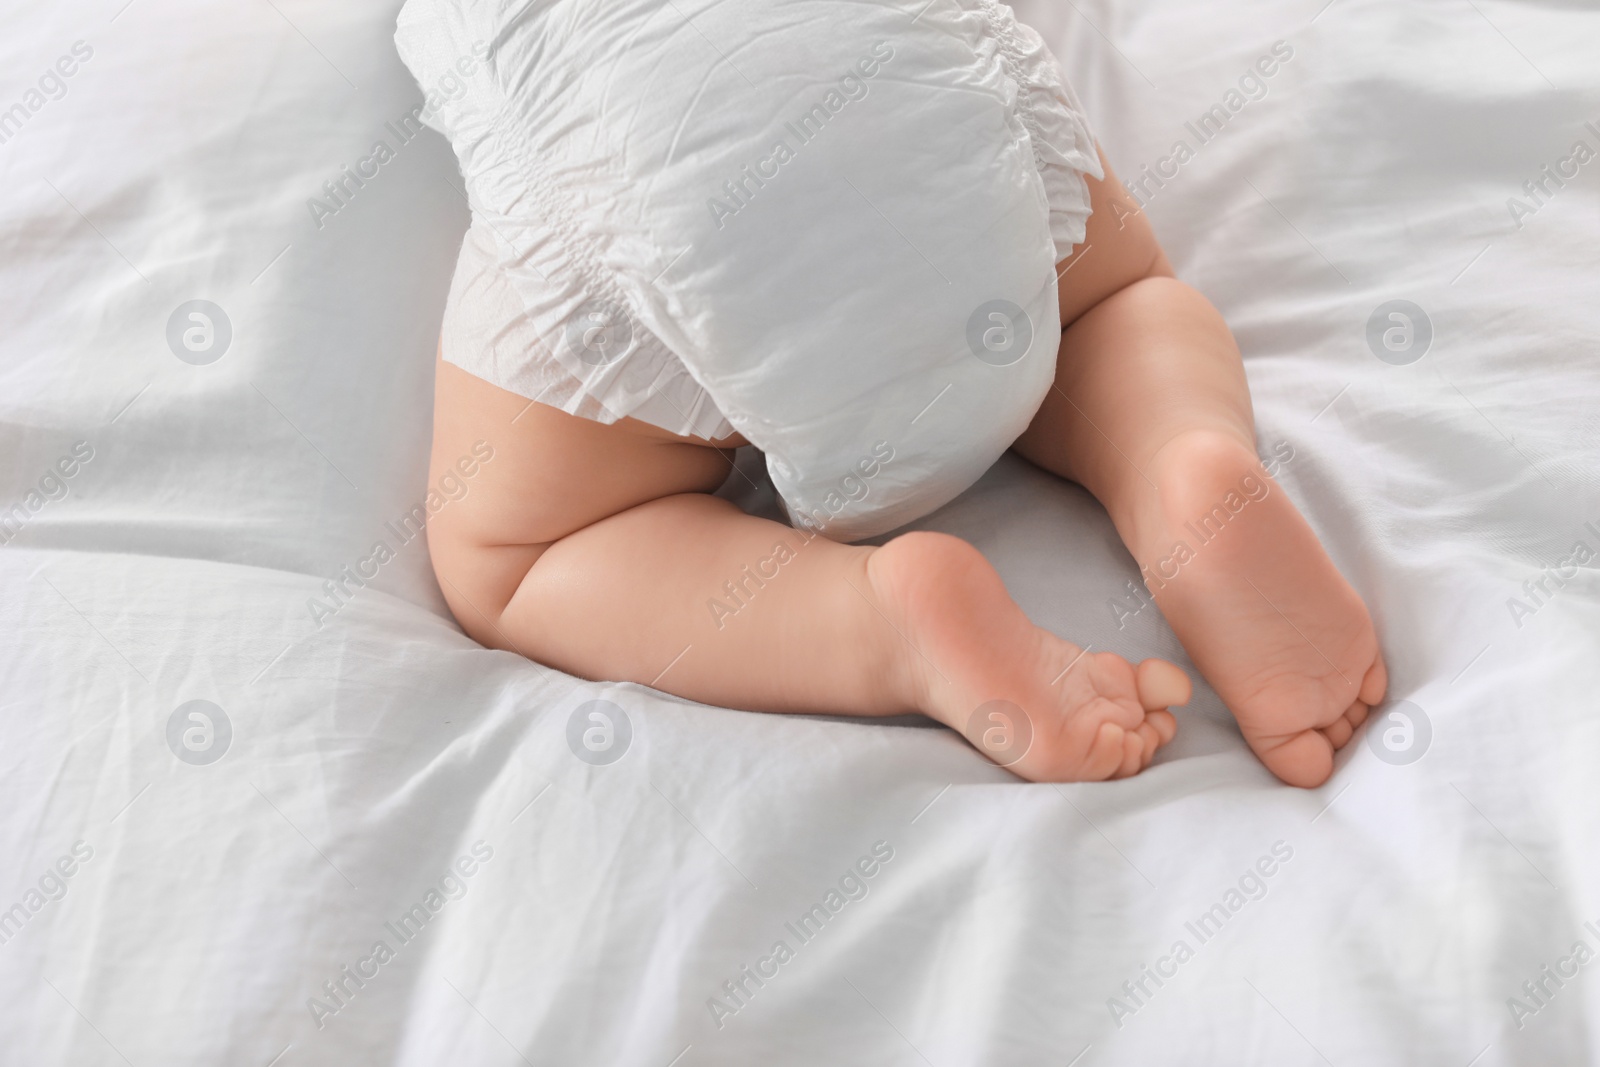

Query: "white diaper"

xmin=395 ymin=0 xmax=1102 ymax=541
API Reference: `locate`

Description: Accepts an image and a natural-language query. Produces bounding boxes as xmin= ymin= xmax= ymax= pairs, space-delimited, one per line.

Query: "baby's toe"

xmin=1136 ymin=658 xmax=1192 ymax=711
xmin=1133 ymin=713 xmax=1175 ymax=767
xmin=1359 ymin=654 xmax=1388 ymax=706
xmin=1265 ymin=730 xmax=1336 ymax=789
xmin=1147 ymin=708 xmax=1178 ymax=746
xmin=1132 ymin=723 xmax=1158 ymax=771
xmin=1086 ymin=721 xmax=1133 ymax=780
xmin=1114 ymin=727 xmax=1148 ymax=779
xmin=1323 ymin=699 xmax=1370 ymax=751
xmin=1134 ymin=721 xmax=1160 ymax=766
xmin=1323 ymin=714 xmax=1354 ymax=749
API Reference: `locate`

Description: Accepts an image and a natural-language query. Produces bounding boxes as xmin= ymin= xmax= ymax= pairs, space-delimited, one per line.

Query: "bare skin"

xmin=427 ymin=151 xmax=1386 ymax=787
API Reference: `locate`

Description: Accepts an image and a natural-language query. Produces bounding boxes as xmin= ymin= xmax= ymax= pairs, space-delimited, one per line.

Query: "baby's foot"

xmin=1142 ymin=431 xmax=1387 ymax=787
xmin=867 ymin=531 xmax=1189 ymax=782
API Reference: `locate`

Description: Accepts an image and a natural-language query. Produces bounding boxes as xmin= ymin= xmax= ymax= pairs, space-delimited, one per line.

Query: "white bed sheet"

xmin=2 ymin=1 xmax=1599 ymax=1064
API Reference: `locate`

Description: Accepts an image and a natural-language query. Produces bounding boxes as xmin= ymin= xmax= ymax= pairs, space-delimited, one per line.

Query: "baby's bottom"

xmin=429 ymin=154 xmax=1386 ymax=786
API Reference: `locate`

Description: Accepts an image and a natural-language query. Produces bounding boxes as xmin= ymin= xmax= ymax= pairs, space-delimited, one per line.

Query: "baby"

xmin=397 ymin=0 xmax=1385 ymax=787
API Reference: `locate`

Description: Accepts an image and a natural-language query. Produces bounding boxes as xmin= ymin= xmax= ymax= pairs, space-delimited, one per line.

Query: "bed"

xmin=3 ymin=0 xmax=1599 ymax=1064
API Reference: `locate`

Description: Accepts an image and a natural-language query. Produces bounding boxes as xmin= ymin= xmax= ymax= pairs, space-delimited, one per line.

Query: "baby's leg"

xmin=428 ymin=358 xmax=1186 ymax=781
xmin=1015 ymin=152 xmax=1387 ymax=787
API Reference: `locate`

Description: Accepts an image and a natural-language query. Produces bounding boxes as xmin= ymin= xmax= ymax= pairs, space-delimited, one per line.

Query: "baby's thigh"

xmin=427 ymin=357 xmax=736 ymax=628
xmin=1057 ymin=148 xmax=1175 ymax=328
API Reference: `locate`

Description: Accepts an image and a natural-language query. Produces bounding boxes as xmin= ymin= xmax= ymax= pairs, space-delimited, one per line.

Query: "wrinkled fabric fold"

xmin=973 ymin=0 xmax=1105 ymax=258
